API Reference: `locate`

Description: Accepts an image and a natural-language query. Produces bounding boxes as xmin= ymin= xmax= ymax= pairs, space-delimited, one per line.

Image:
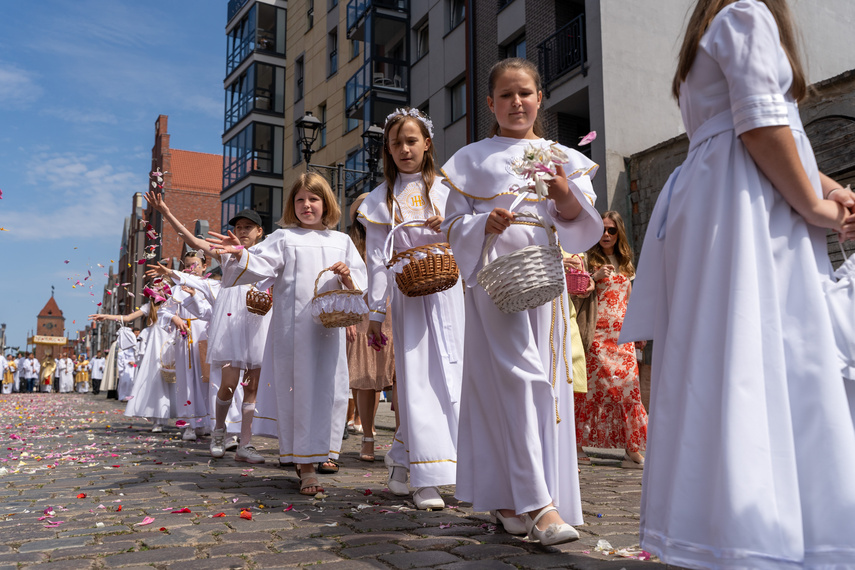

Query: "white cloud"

xmin=3 ymin=152 xmax=136 ymax=240
xmin=42 ymin=108 xmax=119 ymax=125
xmin=0 ymin=62 xmax=43 ymax=108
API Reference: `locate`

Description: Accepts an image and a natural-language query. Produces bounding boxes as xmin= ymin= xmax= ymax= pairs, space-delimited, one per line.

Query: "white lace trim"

xmin=311 ymin=294 xmax=369 ymax=318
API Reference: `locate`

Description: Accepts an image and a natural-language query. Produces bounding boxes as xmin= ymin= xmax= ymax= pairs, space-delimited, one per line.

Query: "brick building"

xmin=31 ymin=294 xmax=68 ymax=362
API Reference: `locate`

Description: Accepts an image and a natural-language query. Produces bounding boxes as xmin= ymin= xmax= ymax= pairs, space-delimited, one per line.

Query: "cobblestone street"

xmin=0 ymin=393 xmax=663 ymax=569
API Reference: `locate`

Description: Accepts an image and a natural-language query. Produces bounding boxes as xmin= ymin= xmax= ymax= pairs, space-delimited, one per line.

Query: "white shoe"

xmin=235 ymin=445 xmax=265 ymax=464
xmin=210 ymin=428 xmax=226 ymax=458
xmin=224 ymin=435 xmax=239 ymax=451
xmin=385 ymin=454 xmax=409 ymax=496
xmin=492 ymin=510 xmax=527 ymax=535
xmin=523 ymin=506 xmax=580 ymax=545
xmin=151 ymin=424 xmax=163 ymax=433
xmin=182 ymin=427 xmax=197 ymax=441
xmin=413 ymin=487 xmax=444 ymax=510
xmin=621 ymin=453 xmax=644 ymax=469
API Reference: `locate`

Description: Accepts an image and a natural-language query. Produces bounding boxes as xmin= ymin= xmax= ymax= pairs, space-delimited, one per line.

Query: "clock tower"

xmin=34 ymin=293 xmax=67 ymax=362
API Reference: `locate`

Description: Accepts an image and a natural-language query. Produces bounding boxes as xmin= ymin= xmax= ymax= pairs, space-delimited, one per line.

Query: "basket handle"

xmin=480 ymin=198 xmax=555 ymax=269
xmin=382 ymin=218 xmax=429 ymax=264
xmin=313 ymin=267 xmax=348 ymax=297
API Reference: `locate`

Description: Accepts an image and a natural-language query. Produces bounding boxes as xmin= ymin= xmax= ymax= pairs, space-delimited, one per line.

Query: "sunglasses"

xmin=603 ymin=227 xmax=617 ymax=235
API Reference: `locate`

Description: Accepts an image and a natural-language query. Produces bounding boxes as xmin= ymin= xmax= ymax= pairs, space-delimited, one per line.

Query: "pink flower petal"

xmin=579 ymin=131 xmax=597 ymax=146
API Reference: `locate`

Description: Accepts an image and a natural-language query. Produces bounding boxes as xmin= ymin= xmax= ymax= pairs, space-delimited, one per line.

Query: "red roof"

xmin=38 ymin=296 xmax=64 ymax=318
xmin=170 ymin=149 xmax=223 ymax=195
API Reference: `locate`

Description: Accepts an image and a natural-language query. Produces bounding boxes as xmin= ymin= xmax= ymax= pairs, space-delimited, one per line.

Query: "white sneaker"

xmin=182 ymin=427 xmax=197 ymax=441
xmin=235 ymin=445 xmax=265 ymax=464
xmin=413 ymin=486 xmax=445 ymax=510
xmin=210 ymin=428 xmax=226 ymax=458
xmin=385 ymin=454 xmax=409 ymax=496
xmin=225 ymin=435 xmax=239 ymax=451
xmin=151 ymin=424 xmax=163 ymax=433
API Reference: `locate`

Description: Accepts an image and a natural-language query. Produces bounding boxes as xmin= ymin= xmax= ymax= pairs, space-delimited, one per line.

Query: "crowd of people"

xmin=1 ymin=351 xmax=107 ymax=394
xmin=8 ymin=1 xmax=855 ymax=566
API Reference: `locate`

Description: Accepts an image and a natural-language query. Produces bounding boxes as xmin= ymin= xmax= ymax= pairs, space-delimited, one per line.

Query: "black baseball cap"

xmin=228 ymin=209 xmax=263 ymax=227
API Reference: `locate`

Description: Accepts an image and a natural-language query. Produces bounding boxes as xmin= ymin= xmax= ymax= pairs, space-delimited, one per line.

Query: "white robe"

xmin=358 ymin=173 xmax=464 ymax=487
xmin=620 ymin=2 xmax=855 ymax=567
xmin=116 ymin=327 xmax=138 ymax=402
xmin=175 ymin=275 xmax=246 ymax=434
xmin=222 ymin=228 xmax=367 ymax=463
xmin=440 ymin=136 xmax=601 ymax=522
xmin=57 ymin=357 xmax=74 ymax=393
xmin=124 ymin=301 xmax=179 ymax=420
xmin=171 ymin=286 xmax=210 ymax=430
xmin=1 ymin=358 xmax=10 ymax=394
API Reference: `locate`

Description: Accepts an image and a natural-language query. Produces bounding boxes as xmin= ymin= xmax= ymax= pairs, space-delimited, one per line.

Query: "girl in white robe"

xmin=440 ymin=58 xmax=602 ymax=545
xmin=115 ymin=327 xmax=137 ymax=402
xmin=620 ymin=1 xmax=855 ymax=567
xmin=90 ymin=283 xmax=179 ymax=429
xmin=210 ymin=172 xmax=367 ymax=496
xmin=144 ymin=191 xmax=272 ymax=464
xmin=357 ymin=107 xmax=464 ymax=510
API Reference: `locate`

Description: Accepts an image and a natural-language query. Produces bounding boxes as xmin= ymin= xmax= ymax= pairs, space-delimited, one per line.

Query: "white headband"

xmin=384 ymin=108 xmax=434 ymax=139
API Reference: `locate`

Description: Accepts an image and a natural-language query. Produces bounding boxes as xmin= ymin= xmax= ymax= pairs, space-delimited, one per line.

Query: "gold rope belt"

xmin=184 ymin=318 xmax=198 ymax=369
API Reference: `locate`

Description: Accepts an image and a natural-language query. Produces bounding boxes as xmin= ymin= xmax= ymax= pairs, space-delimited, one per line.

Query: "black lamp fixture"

xmin=296 ymin=111 xmax=323 ymax=163
xmin=362 ymin=124 xmax=385 ymax=184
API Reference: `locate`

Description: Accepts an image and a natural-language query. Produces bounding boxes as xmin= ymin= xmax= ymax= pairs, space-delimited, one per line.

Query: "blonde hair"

xmin=487 ymin=58 xmax=545 ymax=138
xmin=587 ymin=211 xmax=635 ymax=279
xmin=279 ymin=172 xmax=341 ymax=228
xmin=673 ymin=0 xmax=806 ymax=101
xmin=382 ymin=109 xmax=437 ymax=223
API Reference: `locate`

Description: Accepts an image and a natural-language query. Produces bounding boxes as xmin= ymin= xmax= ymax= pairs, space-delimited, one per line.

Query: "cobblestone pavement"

xmin=0 ymin=393 xmax=665 ymax=569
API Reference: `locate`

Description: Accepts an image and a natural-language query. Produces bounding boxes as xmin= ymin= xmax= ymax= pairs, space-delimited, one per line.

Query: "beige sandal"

xmin=360 ymin=437 xmax=375 ymax=462
xmin=295 ymin=465 xmax=325 ymax=495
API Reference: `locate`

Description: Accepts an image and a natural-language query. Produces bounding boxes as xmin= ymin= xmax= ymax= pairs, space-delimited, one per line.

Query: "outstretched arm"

xmin=89 ymin=309 xmax=146 ymax=323
xmin=144 ymin=190 xmax=221 ymax=260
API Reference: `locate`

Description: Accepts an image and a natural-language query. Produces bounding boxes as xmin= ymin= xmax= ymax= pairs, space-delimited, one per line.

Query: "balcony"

xmin=537 ymin=13 xmax=587 ymax=96
xmin=347 ymin=0 xmax=408 ymax=40
xmin=346 ymin=59 xmax=408 ymax=119
xmin=228 ymin=0 xmax=250 ymax=22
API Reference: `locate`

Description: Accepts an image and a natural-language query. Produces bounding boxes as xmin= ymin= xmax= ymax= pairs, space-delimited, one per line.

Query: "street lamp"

xmin=362 ymin=124 xmax=385 ymax=187
xmin=296 ymin=111 xmax=323 ymax=163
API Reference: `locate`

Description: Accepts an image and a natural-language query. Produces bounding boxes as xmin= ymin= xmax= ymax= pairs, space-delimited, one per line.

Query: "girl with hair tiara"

xmin=209 ymin=172 xmax=367 ymax=496
xmin=440 ymin=57 xmax=602 ymax=544
xmin=90 ymin=278 xmax=179 ymax=432
xmin=145 ymin=192 xmax=272 ymax=463
xmin=621 ymin=0 xmax=855 ymax=566
xmin=357 ymin=107 xmax=465 ymax=510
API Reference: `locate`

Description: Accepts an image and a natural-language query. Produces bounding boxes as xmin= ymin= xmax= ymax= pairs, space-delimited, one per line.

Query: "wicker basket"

xmin=476 ymin=212 xmax=565 ymax=314
xmin=384 ymin=219 xmax=459 ymax=297
xmin=159 ymin=339 xmax=177 ymax=384
xmin=312 ymin=268 xmax=366 ymax=328
xmin=565 ymin=266 xmax=591 ymax=295
xmin=246 ymin=286 xmax=273 ymax=315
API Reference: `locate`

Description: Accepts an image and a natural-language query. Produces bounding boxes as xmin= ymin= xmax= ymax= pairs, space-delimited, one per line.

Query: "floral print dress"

xmin=574 ymin=270 xmax=647 ymax=453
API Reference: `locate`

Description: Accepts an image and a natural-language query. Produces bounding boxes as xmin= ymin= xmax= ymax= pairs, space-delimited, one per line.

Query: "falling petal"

xmin=579 ymin=131 xmax=597 ymax=146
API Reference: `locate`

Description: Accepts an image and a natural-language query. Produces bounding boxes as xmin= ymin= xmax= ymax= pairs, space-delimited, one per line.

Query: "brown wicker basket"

xmin=246 ymin=286 xmax=272 ymax=315
xmin=312 ymin=268 xmax=365 ymax=328
xmin=383 ymin=219 xmax=459 ymax=297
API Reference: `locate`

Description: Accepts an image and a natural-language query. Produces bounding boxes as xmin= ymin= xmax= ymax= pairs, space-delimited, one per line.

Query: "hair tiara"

xmin=384 ymin=108 xmax=434 ymax=139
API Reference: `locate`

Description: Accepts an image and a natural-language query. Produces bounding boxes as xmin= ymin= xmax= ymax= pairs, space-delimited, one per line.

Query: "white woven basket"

xmin=476 ymin=211 xmax=565 ymax=314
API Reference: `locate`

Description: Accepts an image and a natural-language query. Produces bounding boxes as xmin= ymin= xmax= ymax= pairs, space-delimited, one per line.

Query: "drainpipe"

xmin=466 ymin=0 xmax=475 ymax=144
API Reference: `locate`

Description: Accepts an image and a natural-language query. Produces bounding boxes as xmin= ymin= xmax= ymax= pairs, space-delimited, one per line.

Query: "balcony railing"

xmin=537 ymin=14 xmax=587 ymax=96
xmin=228 ymin=0 xmax=250 ymax=22
xmin=347 ymin=0 xmax=408 ymax=34
xmin=346 ymin=59 xmax=407 ymax=116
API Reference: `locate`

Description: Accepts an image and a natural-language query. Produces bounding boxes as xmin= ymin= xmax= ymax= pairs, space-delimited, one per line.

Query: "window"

xmin=221 ymin=185 xmax=275 ymax=234
xmin=345 ymin=149 xmax=369 ymax=190
xmin=223 ymin=124 xmax=284 ymax=187
xmin=505 ymin=35 xmax=526 ymax=59
xmin=319 ymin=104 xmax=327 ymax=148
xmin=416 ymin=22 xmax=429 ymax=60
xmin=450 ymin=80 xmax=466 ymax=123
xmin=307 ymin=1 xmax=314 ymax=29
xmin=346 ymin=116 xmax=360 ymax=133
xmin=350 ymin=39 xmax=360 ymax=61
xmin=295 ymin=57 xmax=304 ymax=102
xmin=328 ymin=29 xmax=338 ymax=76
xmin=448 ymin=0 xmax=465 ymax=31
xmin=257 ymin=3 xmax=286 ymax=55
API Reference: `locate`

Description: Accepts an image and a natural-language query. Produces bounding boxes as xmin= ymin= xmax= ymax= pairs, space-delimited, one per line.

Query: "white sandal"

xmin=523 ymin=506 xmax=580 ymax=545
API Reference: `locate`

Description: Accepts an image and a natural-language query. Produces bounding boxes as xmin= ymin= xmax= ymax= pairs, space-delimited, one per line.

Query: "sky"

xmin=0 ymin=1 xmax=227 ymax=354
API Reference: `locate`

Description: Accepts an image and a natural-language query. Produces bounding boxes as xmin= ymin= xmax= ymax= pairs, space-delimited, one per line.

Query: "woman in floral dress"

xmin=574 ymin=211 xmax=647 ymax=468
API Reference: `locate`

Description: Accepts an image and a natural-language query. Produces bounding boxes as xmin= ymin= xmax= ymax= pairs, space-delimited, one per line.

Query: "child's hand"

xmin=424 ymin=215 xmax=444 ymax=233
xmin=545 ymin=163 xmax=570 ymax=201
xmin=88 ymin=314 xmax=111 ymax=322
xmin=346 ymin=325 xmax=357 ymax=344
xmin=171 ymin=315 xmax=189 ymax=334
xmin=329 ymin=262 xmax=354 ymax=289
xmin=144 ymin=190 xmax=170 ymax=215
xmin=145 ymin=262 xmax=174 ymax=280
xmin=366 ymin=320 xmax=388 ymax=352
xmin=486 ymin=208 xmax=514 ymax=235
xmin=207 ymin=231 xmax=244 ymax=256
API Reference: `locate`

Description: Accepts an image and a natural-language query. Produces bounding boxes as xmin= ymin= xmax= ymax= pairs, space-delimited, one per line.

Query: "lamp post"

xmin=295 ymin=113 xmax=385 ymax=231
